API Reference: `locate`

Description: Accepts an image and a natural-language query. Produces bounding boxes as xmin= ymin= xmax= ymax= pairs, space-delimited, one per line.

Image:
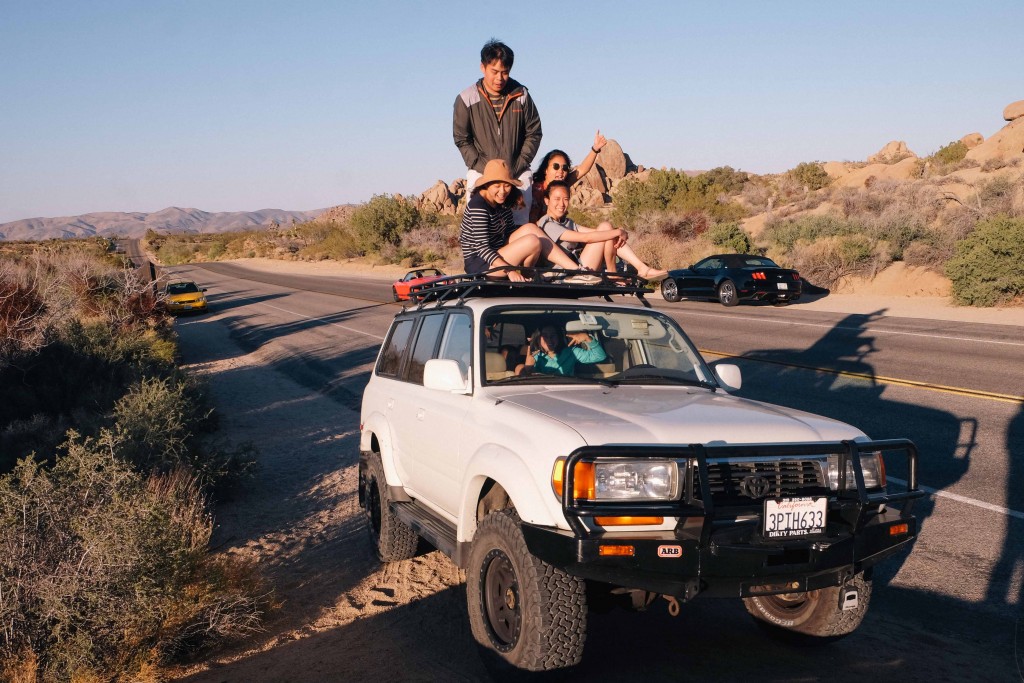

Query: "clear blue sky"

xmin=1 ymin=0 xmax=1020 ymax=223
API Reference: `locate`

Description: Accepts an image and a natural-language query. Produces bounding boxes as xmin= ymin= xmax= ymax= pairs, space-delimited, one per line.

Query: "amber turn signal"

xmin=551 ymin=458 xmax=595 ymax=499
xmin=598 ymin=544 xmax=636 ymax=557
xmin=594 ymin=516 xmax=664 ymax=526
xmin=889 ymin=522 xmax=909 ymax=536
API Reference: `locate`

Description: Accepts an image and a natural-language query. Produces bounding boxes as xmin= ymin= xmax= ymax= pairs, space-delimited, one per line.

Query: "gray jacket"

xmin=453 ymin=78 xmax=542 ymax=177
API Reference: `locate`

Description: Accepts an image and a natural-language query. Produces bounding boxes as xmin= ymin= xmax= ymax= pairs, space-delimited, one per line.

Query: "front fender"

xmin=360 ymin=410 xmax=402 ymax=486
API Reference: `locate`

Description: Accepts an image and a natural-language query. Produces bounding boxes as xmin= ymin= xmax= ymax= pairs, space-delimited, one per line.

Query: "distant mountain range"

xmin=0 ymin=206 xmax=328 ymax=241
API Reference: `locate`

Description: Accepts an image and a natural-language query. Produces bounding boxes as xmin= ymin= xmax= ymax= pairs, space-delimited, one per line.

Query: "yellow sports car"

xmin=163 ymin=280 xmax=208 ymax=314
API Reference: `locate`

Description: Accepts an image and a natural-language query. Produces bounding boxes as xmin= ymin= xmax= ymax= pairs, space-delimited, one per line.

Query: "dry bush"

xmin=903 ymin=238 xmax=954 ymax=271
xmin=786 ymin=235 xmax=885 ymax=289
xmin=629 ymin=232 xmax=701 ymax=271
xmin=0 ymin=435 xmax=266 ymax=681
xmin=740 ymin=179 xmax=774 ymax=214
xmin=400 ymin=221 xmax=460 ymax=264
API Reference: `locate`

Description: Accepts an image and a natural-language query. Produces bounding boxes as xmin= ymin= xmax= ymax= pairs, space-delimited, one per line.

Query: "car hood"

xmin=167 ymin=293 xmax=204 ymax=302
xmin=491 ymin=385 xmax=863 ymax=445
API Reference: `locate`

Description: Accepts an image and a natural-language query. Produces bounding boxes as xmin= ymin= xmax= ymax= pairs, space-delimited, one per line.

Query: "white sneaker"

xmin=564 ymin=273 xmax=603 ymax=285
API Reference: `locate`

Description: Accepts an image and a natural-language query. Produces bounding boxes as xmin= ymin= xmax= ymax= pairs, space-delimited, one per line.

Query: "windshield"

xmin=166 ymin=282 xmax=199 ymax=295
xmin=481 ymin=306 xmax=716 ymax=388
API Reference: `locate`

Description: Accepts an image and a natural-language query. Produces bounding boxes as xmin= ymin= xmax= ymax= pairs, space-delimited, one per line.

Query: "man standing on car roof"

xmin=453 ymin=39 xmax=541 ymax=226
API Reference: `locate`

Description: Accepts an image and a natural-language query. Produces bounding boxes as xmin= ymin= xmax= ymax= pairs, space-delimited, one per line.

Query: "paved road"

xmin=172 ymin=261 xmax=1023 ymax=682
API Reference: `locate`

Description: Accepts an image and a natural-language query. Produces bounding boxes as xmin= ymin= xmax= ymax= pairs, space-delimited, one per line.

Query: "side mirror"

xmin=424 ymin=359 xmax=470 ymax=394
xmin=714 ymin=363 xmax=742 ymax=391
xmin=201 ymin=288 xmax=208 ymax=292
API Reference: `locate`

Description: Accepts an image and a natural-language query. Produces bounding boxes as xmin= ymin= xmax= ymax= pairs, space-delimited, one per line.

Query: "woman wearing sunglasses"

xmin=528 ymin=130 xmax=607 ymax=223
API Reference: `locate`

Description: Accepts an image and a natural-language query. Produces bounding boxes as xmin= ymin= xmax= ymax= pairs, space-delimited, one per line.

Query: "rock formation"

xmin=416 ymin=180 xmax=458 ymax=215
xmin=1003 ymin=99 xmax=1024 ymax=122
xmin=960 ymin=132 xmax=984 ymax=149
xmin=867 ymin=140 xmax=917 ymax=164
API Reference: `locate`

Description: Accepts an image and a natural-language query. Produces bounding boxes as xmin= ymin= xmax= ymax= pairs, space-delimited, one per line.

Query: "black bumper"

xmin=531 ymin=439 xmax=923 ymax=599
xmin=522 ymin=506 xmax=916 ymax=599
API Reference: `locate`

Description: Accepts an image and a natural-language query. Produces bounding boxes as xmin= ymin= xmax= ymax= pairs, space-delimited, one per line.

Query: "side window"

xmin=377 ymin=319 xmax=414 ymax=377
xmin=406 ymin=314 xmax=446 ymax=385
xmin=438 ymin=313 xmax=472 ymax=378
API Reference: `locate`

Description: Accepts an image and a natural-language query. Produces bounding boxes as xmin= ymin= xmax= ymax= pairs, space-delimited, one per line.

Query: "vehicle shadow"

xmin=719 ymin=310 xmax=975 ymax=587
xmin=172 ymin=567 xmax=1018 ymax=683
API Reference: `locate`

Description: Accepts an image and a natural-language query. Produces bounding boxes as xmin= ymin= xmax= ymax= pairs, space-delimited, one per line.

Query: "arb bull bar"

xmin=521 ymin=439 xmax=925 ymax=600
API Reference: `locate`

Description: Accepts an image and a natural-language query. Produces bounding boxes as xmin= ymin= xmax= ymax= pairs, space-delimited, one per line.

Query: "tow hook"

xmin=840 ymin=588 xmax=859 ymax=611
xmin=663 ymin=595 xmax=681 ymax=617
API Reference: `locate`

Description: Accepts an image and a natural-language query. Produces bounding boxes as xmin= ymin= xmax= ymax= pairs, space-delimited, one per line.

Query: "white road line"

xmin=674 ymin=310 xmax=1024 ymax=347
xmin=888 ymin=477 xmax=1024 ymax=520
xmin=257 ymin=302 xmax=386 ymax=340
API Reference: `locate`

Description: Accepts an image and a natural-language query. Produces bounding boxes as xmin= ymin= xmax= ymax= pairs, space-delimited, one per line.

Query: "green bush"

xmin=787 ymin=162 xmax=831 ymax=191
xmin=762 ymin=214 xmax=861 ymax=252
xmin=946 ymin=216 xmax=1024 ymax=306
xmin=932 ymin=140 xmax=968 ymax=166
xmin=707 ymin=222 xmax=752 ymax=253
xmin=701 ymin=166 xmax=749 ymax=194
xmin=611 ymin=170 xmax=745 ymax=228
xmin=0 ymin=435 xmax=265 ymax=681
xmin=350 ymin=194 xmax=420 ymax=254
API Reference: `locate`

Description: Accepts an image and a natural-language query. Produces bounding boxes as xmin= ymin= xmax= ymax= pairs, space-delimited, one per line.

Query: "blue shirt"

xmin=531 ymin=336 xmax=606 ymax=376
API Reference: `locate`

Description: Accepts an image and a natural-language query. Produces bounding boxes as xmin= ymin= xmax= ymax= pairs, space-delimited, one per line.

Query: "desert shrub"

xmin=903 ymin=237 xmax=954 ymax=271
xmin=299 ymin=226 xmax=361 ymax=261
xmin=611 ymin=170 xmax=745 ymax=228
xmin=787 ymin=162 xmax=831 ymax=191
xmin=932 ymin=140 xmax=968 ymax=166
xmin=701 ymin=166 xmax=749 ymax=194
xmin=707 ymin=222 xmax=752 ymax=253
xmin=567 ymin=206 xmax=605 ymax=228
xmin=400 ymin=220 xmax=460 ymax=265
xmin=946 ymin=216 xmax=1024 ymax=306
xmin=206 ymin=239 xmax=227 ymax=260
xmin=157 ymin=239 xmax=197 ymax=265
xmin=350 ymin=194 xmax=420 ymax=254
xmin=762 ymin=214 xmax=861 ymax=252
xmin=0 ymin=436 xmax=265 ymax=681
xmin=787 ymin=235 xmax=879 ymax=289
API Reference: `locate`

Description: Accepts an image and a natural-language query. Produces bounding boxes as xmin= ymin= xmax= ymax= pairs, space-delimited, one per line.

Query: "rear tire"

xmin=661 ymin=278 xmax=681 ymax=303
xmin=742 ymin=573 xmax=872 ymax=638
xmin=362 ymin=453 xmax=418 ymax=562
xmin=718 ymin=280 xmax=739 ymax=307
xmin=467 ymin=510 xmax=587 ymax=672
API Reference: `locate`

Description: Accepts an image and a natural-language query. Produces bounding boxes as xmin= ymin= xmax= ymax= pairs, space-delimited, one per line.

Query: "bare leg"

xmin=511 ymin=223 xmax=580 ymax=270
xmin=616 ymin=243 xmax=668 ymax=279
xmin=577 ymin=242 xmax=606 ymax=271
xmin=496 ymin=233 xmax=543 ymax=275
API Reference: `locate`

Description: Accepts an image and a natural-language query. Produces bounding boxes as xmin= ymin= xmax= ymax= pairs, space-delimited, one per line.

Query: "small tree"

xmin=931 ymin=140 xmax=968 ymax=166
xmin=350 ymin=195 xmax=420 ymax=254
xmin=707 ymin=222 xmax=752 ymax=253
xmin=787 ymin=162 xmax=831 ymax=191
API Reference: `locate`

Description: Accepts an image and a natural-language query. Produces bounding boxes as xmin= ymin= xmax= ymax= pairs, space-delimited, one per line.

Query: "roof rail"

xmin=408 ymin=267 xmax=653 ymax=308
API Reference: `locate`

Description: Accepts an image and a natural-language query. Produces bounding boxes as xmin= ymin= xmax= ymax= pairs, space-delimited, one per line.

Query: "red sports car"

xmin=392 ymin=268 xmax=446 ymax=301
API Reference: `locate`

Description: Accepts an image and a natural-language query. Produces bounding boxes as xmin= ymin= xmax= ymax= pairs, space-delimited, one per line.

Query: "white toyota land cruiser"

xmin=358 ymin=274 xmax=922 ymax=673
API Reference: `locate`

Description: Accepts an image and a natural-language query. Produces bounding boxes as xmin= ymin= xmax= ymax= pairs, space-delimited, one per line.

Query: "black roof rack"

xmin=408 ymin=267 xmax=653 ymax=308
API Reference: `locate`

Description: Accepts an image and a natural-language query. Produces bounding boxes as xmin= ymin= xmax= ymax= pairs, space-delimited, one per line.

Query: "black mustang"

xmin=660 ymin=254 xmax=802 ymax=306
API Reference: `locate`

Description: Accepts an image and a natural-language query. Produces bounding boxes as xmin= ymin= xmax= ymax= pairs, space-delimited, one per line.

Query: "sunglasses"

xmin=550 ymin=162 xmax=571 ymax=172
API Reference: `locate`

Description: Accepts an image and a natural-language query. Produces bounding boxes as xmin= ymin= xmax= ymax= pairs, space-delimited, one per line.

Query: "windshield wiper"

xmin=489 ymin=374 xmax=616 ymax=387
xmin=615 ymin=374 xmax=717 ymax=390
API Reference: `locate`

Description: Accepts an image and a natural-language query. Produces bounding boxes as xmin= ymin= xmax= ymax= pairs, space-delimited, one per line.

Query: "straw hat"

xmin=476 ymin=159 xmax=521 ymax=189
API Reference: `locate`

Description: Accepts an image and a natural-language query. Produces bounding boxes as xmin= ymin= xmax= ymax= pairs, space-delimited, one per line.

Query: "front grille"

xmin=696 ymin=459 xmax=827 ymax=504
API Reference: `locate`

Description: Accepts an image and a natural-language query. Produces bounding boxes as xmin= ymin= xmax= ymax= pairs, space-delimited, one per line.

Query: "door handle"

xmin=387 ymin=399 xmax=395 ymax=409
xmin=416 ymin=409 xmax=425 ymax=421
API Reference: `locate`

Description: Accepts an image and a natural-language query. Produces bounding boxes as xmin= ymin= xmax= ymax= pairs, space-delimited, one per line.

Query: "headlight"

xmin=552 ymin=458 xmax=680 ymax=501
xmin=826 ymin=452 xmax=886 ymax=490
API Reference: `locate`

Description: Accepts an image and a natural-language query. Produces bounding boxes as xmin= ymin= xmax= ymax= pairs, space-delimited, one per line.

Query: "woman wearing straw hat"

xmin=459 ymin=158 xmax=582 ymax=282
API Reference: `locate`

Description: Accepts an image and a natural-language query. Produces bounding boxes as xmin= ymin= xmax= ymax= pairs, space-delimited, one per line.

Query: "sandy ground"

xmin=167 ymin=257 xmax=1022 ymax=682
xmin=231 ymin=256 xmax=1024 ymax=326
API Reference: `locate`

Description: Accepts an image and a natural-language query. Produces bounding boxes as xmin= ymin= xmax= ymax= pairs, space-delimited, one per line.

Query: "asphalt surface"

xmin=168 ymin=260 xmax=1024 ymax=682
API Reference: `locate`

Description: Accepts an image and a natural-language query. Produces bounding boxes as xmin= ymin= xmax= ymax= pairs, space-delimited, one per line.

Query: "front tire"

xmin=743 ymin=573 xmax=872 ymax=638
xmin=392 ymin=286 xmax=400 ymax=302
xmin=661 ymin=278 xmax=681 ymax=302
xmin=467 ymin=510 xmax=587 ymax=672
xmin=718 ymin=280 xmax=739 ymax=307
xmin=362 ymin=453 xmax=418 ymax=562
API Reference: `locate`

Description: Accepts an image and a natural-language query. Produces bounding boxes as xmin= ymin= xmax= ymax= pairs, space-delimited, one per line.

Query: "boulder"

xmin=965 ymin=117 xmax=1024 ymax=164
xmin=570 ymin=182 xmax=606 ymax=209
xmin=822 ymin=161 xmax=852 ymax=179
xmin=1003 ymin=99 xmax=1024 ymax=122
xmin=581 ymin=164 xmax=609 ymax=194
xmin=417 ymin=180 xmax=457 ymax=215
xmin=867 ymin=140 xmax=917 ymax=164
xmin=960 ymin=132 xmax=984 ymax=149
xmin=596 ymin=139 xmax=628 ymax=180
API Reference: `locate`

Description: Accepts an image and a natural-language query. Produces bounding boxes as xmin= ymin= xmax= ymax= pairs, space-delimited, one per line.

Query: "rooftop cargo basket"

xmin=407 ymin=267 xmax=653 ymax=307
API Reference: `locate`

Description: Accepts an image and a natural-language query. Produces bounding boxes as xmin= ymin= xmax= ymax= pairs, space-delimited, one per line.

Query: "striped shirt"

xmin=460 ymin=192 xmax=516 ymax=269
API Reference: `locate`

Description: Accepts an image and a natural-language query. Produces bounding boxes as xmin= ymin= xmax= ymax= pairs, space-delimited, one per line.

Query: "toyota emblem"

xmin=739 ymin=475 xmax=772 ymax=499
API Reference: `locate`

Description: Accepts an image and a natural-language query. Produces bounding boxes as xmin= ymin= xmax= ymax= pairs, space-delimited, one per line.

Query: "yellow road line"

xmin=700 ymin=349 xmax=1024 ymax=404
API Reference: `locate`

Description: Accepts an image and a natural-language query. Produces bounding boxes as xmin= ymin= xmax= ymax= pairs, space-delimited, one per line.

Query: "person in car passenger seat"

xmin=516 ymin=324 xmax=606 ymax=377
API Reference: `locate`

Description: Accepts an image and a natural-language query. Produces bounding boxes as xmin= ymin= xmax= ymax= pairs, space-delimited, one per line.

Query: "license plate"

xmin=777 ymin=282 xmax=788 ymax=290
xmin=763 ymin=497 xmax=826 ymax=538
xmin=183 ymin=304 xmax=193 ymax=309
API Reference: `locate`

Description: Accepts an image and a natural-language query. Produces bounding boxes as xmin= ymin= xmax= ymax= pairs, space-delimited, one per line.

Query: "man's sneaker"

xmin=564 ymin=273 xmax=603 ymax=285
